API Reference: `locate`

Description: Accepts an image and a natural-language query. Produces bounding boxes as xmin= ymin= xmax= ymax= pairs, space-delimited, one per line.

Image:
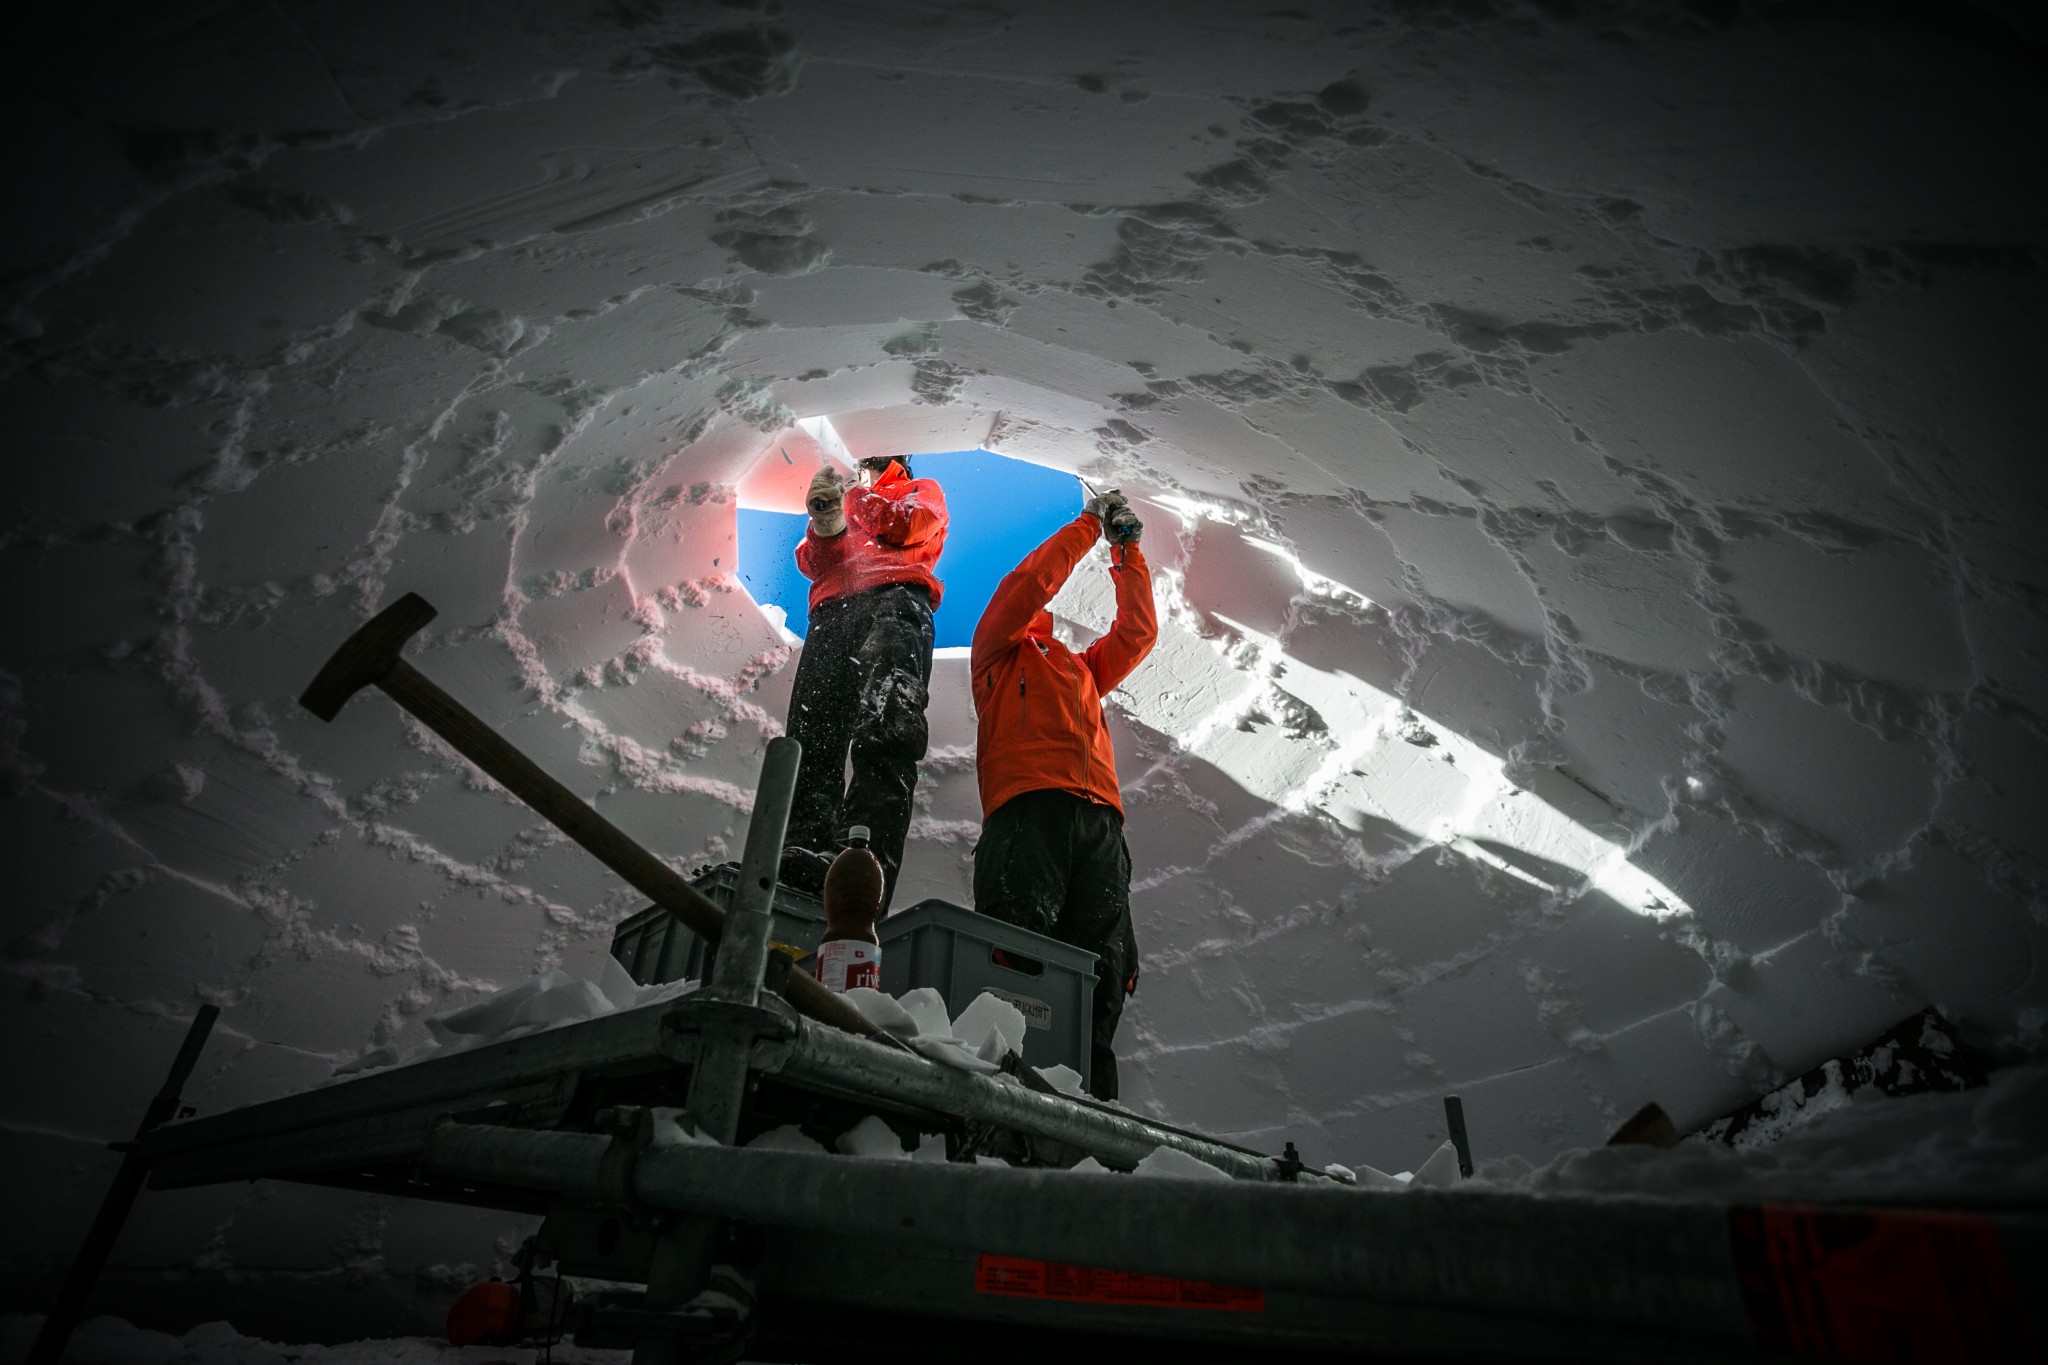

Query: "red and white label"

xmin=974 ymin=1255 xmax=1264 ymax=1312
xmin=814 ymin=940 xmax=879 ymax=993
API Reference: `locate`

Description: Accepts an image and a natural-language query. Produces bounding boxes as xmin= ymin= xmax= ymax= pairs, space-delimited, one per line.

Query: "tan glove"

xmin=1084 ymin=490 xmax=1141 ymax=544
xmin=807 ymin=467 xmax=847 ymax=536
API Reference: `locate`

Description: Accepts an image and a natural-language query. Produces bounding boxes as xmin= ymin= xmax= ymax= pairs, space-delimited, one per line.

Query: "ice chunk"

xmin=1037 ymin=1064 xmax=1086 ymax=1096
xmin=334 ymin=1042 xmax=404 ymax=1077
xmin=1323 ymin=1162 xmax=1356 ymax=1183
xmin=747 ymin=1124 xmax=828 ymax=1154
xmin=953 ymin=991 xmax=1026 ymax=1061
xmin=427 ymin=971 xmax=565 ymax=1043
xmin=635 ymin=976 xmax=701 ymax=1008
xmin=843 ymin=986 xmax=920 ymax=1038
xmin=1350 ymin=1165 xmax=1411 ymax=1192
xmin=508 ymin=977 xmax=612 ymax=1031
xmin=1411 ymin=1140 xmax=1463 ymax=1188
xmin=1133 ymin=1146 xmax=1232 ymax=1181
xmin=896 ymin=986 xmax=952 ymax=1038
xmin=1066 ymin=1156 xmax=1115 ymax=1174
xmin=911 ymin=1133 xmax=951 ymax=1163
xmin=599 ymin=954 xmax=642 ymax=1011
xmin=909 ymin=1033 xmax=1001 ymax=1073
xmin=837 ymin=1114 xmax=911 ymax=1159
xmin=650 ymin=1107 xmax=719 ymax=1147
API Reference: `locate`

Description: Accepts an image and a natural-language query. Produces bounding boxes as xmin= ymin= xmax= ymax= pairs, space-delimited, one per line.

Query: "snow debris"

xmin=333 ymin=963 xmax=700 ymax=1079
xmin=1037 ymin=1064 xmax=1087 ymax=1096
xmin=836 ymin=1114 xmax=911 ymax=1159
xmin=1409 ymin=1141 xmax=1464 ymax=1189
xmin=1132 ymin=1145 xmax=1233 ymax=1181
xmin=841 ymin=986 xmax=921 ymax=1039
xmin=1473 ymin=1065 xmax=2048 ymax=1205
xmin=951 ymin=992 xmax=1027 ymax=1063
xmin=745 ymin=1124 xmax=829 ymax=1155
xmin=894 ymin=986 xmax=954 ymax=1039
xmin=649 ymin=1107 xmax=719 ymax=1148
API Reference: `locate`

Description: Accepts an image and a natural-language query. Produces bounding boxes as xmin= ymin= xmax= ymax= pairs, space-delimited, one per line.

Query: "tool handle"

xmin=373 ymin=661 xmax=879 ymax=1039
xmin=29 ymin=1006 xmax=221 ymax=1365
xmin=1444 ymin=1095 xmax=1474 ymax=1178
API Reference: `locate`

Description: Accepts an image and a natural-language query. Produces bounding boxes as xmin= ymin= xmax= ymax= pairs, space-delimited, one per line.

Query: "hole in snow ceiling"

xmin=732 ymin=423 xmax=1082 ymax=648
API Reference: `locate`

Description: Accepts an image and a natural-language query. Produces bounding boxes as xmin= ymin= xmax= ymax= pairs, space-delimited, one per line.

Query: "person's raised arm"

xmin=972 ymin=514 xmax=1101 ymax=663
xmin=1082 ymin=539 xmax=1157 ymax=694
xmin=847 ymin=477 xmax=947 ymax=547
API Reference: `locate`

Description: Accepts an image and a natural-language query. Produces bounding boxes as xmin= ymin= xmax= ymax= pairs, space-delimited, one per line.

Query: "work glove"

xmin=807 ymin=467 xmax=847 ymax=536
xmin=1085 ymin=490 xmax=1141 ymax=545
xmin=1083 ymin=489 xmax=1128 ymax=526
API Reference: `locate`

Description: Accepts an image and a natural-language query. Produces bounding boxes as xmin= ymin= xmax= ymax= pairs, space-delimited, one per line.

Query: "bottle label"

xmin=814 ymin=940 xmax=879 ymax=993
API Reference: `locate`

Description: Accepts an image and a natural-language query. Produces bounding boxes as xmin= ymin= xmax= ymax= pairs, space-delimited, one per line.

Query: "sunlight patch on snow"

xmin=1106 ymin=503 xmax=1695 ymax=923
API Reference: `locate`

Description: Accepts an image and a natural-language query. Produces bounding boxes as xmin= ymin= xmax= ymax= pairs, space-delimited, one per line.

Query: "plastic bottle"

xmin=815 ymin=826 xmax=884 ymax=992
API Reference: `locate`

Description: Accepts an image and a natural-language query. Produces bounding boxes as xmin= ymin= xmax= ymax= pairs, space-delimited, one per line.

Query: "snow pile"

xmin=1475 ymin=1064 xmax=2048 ymax=1206
xmin=333 ymin=957 xmax=696 ymax=1077
xmin=838 ymin=984 xmax=1028 ymax=1074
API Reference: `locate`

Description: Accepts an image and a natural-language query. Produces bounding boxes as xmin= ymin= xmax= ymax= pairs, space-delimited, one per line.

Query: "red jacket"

xmin=971 ymin=514 xmax=1157 ymax=819
xmin=795 ymin=461 xmax=948 ymax=611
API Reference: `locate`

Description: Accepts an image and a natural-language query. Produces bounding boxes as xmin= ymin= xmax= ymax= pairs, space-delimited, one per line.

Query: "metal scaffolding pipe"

xmin=775 ymin=1019 xmax=1284 ymax=1180
xmin=424 ymin=1122 xmax=1750 ymax=1338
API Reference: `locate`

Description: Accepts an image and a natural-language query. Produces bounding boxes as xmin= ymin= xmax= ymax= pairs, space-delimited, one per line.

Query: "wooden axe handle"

xmin=300 ymin=604 xmax=880 ymax=1040
xmin=373 ymin=661 xmax=879 ymax=1038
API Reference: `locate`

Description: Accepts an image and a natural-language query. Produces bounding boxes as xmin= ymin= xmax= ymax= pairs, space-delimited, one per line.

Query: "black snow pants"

xmin=973 ymin=788 xmax=1140 ymax=1101
xmin=783 ymin=582 xmax=935 ymax=909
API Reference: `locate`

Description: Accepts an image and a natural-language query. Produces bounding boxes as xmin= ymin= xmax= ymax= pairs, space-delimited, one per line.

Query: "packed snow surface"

xmin=3 ymin=0 xmax=2044 ymax=1338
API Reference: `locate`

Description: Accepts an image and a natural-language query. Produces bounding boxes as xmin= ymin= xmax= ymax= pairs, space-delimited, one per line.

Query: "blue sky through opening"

xmin=736 ymin=450 xmax=1083 ymax=647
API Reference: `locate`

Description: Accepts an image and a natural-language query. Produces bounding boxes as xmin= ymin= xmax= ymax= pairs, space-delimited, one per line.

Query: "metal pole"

xmin=29 ymin=1006 xmax=220 ymax=1365
xmin=424 ymin=1122 xmax=1753 ymax=1339
xmin=706 ymin=735 xmax=801 ymax=1007
xmin=778 ymin=1017 xmax=1288 ymax=1180
xmin=641 ymin=738 xmax=801 ymax=1365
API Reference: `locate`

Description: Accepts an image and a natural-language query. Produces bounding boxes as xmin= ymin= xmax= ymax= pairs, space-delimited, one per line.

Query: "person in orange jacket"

xmin=970 ymin=490 xmax=1155 ymax=1099
xmin=781 ymin=455 xmax=948 ymax=908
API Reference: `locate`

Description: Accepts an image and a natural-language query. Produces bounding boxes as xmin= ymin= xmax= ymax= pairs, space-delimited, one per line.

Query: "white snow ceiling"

xmin=4 ymin=0 xmax=2045 ymax=1326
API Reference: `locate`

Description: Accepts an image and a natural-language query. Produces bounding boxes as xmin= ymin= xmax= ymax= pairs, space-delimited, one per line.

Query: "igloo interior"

xmin=4 ymin=0 xmax=2046 ymax=1356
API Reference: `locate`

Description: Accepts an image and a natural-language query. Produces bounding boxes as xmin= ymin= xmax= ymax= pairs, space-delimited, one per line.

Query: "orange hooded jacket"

xmin=971 ymin=513 xmax=1157 ymax=820
xmin=795 ymin=460 xmax=948 ymax=611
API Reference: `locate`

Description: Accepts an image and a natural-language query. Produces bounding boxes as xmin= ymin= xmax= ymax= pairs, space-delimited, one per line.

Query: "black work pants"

xmin=973 ymin=789 xmax=1139 ymax=1101
xmin=784 ymin=583 xmax=934 ymax=908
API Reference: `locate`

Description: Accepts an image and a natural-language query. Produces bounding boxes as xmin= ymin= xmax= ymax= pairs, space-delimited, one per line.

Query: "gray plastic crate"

xmin=609 ymin=864 xmax=826 ymax=986
xmin=879 ymin=899 xmax=1098 ymax=1088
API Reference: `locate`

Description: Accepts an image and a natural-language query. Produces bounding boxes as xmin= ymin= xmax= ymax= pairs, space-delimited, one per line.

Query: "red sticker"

xmin=1729 ymin=1205 xmax=2034 ymax=1361
xmin=975 ymin=1254 xmax=1264 ymax=1312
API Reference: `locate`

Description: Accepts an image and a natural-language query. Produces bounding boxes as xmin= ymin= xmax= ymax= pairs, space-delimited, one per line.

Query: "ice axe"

xmin=298 ymin=592 xmax=886 ymax=1043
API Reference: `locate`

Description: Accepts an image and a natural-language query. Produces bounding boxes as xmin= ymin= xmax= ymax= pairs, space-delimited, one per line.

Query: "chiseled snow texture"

xmin=3 ymin=0 xmax=2045 ymax=1339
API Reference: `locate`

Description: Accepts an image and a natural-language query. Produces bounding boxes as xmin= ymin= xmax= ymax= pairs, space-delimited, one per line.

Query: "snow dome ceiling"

xmin=4 ymin=0 xmax=2045 ymax=1327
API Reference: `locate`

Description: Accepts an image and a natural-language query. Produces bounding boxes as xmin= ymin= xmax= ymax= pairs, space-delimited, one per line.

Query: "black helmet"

xmin=860 ymin=454 xmax=909 ymax=479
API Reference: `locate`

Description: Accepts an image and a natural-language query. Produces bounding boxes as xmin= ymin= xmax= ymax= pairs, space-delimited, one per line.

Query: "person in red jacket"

xmin=780 ymin=455 xmax=948 ymax=907
xmin=970 ymin=490 xmax=1155 ymax=1099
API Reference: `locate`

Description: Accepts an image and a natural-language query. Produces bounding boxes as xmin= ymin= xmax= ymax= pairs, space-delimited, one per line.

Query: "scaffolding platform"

xmin=136 ymin=988 xmax=2048 ymax=1363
